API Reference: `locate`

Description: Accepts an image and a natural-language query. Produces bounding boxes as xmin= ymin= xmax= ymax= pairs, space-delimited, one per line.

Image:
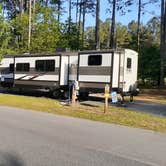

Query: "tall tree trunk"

xmin=28 ymin=0 xmax=32 ymax=52
xmin=107 ymin=24 xmax=110 ymax=48
xmin=160 ymin=0 xmax=166 ymax=86
xmin=95 ymin=0 xmax=100 ymax=50
xmin=137 ymin=0 xmax=141 ymax=52
xmin=57 ymin=0 xmax=61 ymax=22
xmin=110 ymin=0 xmax=116 ymax=49
xmin=32 ymin=0 xmax=36 ymax=28
xmin=33 ymin=0 xmax=36 ymax=13
xmin=78 ymin=0 xmax=82 ymax=49
xmin=76 ymin=0 xmax=79 ymax=23
xmin=82 ymin=0 xmax=86 ymax=49
xmin=13 ymin=0 xmax=17 ymax=18
xmin=19 ymin=0 xmax=24 ymax=14
xmin=45 ymin=0 xmax=49 ymax=7
xmin=68 ymin=0 xmax=72 ymax=32
xmin=24 ymin=0 xmax=28 ymax=12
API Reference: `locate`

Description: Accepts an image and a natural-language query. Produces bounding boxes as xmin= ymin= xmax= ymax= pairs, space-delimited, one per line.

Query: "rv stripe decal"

xmin=14 ymin=80 xmax=59 ymax=87
xmin=28 ymin=74 xmax=44 ymax=80
xmin=16 ymin=73 xmax=50 ymax=81
xmin=79 ymin=82 xmax=109 ymax=89
xmin=17 ymin=75 xmax=29 ymax=80
xmin=15 ymin=67 xmax=60 ymax=75
xmin=79 ymin=67 xmax=111 ymax=75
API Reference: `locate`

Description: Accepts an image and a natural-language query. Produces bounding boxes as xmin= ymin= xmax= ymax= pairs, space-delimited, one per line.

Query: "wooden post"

xmin=104 ymin=84 xmax=110 ymax=113
xmin=72 ymin=85 xmax=77 ymax=105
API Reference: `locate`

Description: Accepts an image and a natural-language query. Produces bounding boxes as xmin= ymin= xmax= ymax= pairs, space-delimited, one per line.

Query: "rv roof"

xmin=3 ymin=52 xmax=78 ymax=58
xmin=78 ymin=48 xmax=125 ymax=54
xmin=3 ymin=48 xmax=137 ymax=58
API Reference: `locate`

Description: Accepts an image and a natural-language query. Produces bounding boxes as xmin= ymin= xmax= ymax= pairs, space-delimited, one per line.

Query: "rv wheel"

xmin=79 ymin=92 xmax=89 ymax=100
xmin=51 ymin=90 xmax=61 ymax=99
xmin=63 ymin=90 xmax=70 ymax=99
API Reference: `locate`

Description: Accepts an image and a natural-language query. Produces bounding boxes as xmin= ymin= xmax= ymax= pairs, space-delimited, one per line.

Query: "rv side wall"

xmin=112 ymin=53 xmax=120 ymax=89
xmin=14 ymin=56 xmax=60 ymax=88
xmin=69 ymin=55 xmax=78 ymax=82
xmin=0 ymin=58 xmax=14 ymax=78
xmin=78 ymin=53 xmax=112 ymax=92
xmin=79 ymin=53 xmax=112 ymax=83
xmin=60 ymin=55 xmax=69 ymax=86
xmin=123 ymin=49 xmax=138 ymax=93
xmin=119 ymin=52 xmax=125 ymax=91
xmin=0 ymin=57 xmax=14 ymax=87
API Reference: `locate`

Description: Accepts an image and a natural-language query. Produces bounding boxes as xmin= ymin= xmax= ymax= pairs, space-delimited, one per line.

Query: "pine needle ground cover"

xmin=135 ymin=93 xmax=166 ymax=104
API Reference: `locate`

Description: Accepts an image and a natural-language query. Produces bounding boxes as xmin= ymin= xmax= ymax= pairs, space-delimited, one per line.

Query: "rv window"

xmin=9 ymin=63 xmax=14 ymax=72
xmin=45 ymin=60 xmax=55 ymax=71
xmin=35 ymin=60 xmax=55 ymax=72
xmin=16 ymin=63 xmax=30 ymax=72
xmin=36 ymin=60 xmax=44 ymax=71
xmin=88 ymin=55 xmax=102 ymax=66
xmin=127 ymin=58 xmax=132 ymax=69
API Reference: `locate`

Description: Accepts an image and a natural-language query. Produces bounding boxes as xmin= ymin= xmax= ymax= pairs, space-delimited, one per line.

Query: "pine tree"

xmin=160 ymin=0 xmax=166 ymax=86
xmin=95 ymin=0 xmax=100 ymax=50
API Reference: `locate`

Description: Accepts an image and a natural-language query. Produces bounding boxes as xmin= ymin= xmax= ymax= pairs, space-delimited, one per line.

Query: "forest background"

xmin=0 ymin=0 xmax=165 ymax=86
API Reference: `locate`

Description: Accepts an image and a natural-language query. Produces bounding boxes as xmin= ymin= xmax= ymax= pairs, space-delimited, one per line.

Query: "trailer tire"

xmin=63 ymin=90 xmax=70 ymax=99
xmin=51 ymin=89 xmax=61 ymax=99
xmin=79 ymin=92 xmax=89 ymax=100
xmin=130 ymin=95 xmax=133 ymax=102
xmin=132 ymin=90 xmax=139 ymax=96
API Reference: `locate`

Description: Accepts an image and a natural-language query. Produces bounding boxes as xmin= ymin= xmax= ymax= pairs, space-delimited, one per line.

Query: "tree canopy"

xmin=0 ymin=0 xmax=164 ymax=86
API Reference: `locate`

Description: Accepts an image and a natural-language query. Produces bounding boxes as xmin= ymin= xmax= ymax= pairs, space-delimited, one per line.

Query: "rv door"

xmin=60 ymin=55 xmax=69 ymax=86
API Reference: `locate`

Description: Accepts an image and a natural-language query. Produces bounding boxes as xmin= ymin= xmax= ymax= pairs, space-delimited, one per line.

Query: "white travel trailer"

xmin=77 ymin=49 xmax=138 ymax=97
xmin=0 ymin=52 xmax=77 ymax=98
xmin=0 ymin=49 xmax=138 ymax=98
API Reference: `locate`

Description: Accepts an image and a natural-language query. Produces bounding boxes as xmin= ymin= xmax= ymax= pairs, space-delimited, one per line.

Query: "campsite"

xmin=0 ymin=1 xmax=165 ymax=166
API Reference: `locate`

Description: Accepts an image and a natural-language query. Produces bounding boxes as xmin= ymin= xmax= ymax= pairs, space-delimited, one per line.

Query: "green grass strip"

xmin=0 ymin=94 xmax=166 ymax=132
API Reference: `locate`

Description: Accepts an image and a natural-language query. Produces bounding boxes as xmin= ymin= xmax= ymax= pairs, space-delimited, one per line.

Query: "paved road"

xmin=0 ymin=106 xmax=166 ymax=166
xmin=125 ymin=101 xmax=166 ymax=117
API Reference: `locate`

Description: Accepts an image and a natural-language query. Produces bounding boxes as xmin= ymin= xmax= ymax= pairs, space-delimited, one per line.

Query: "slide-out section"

xmin=14 ymin=55 xmax=60 ymax=88
xmin=78 ymin=52 xmax=112 ymax=92
xmin=69 ymin=55 xmax=78 ymax=82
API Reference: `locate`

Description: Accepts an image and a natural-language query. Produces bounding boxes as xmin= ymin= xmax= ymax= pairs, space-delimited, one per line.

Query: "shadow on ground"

xmin=86 ymin=96 xmax=166 ymax=117
xmin=0 ymin=152 xmax=24 ymax=166
xmin=0 ymin=88 xmax=50 ymax=98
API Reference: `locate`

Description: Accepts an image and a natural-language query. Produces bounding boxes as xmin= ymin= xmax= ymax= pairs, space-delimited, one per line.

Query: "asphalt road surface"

xmin=0 ymin=106 xmax=166 ymax=166
xmin=124 ymin=101 xmax=166 ymax=117
xmin=82 ymin=96 xmax=166 ymax=117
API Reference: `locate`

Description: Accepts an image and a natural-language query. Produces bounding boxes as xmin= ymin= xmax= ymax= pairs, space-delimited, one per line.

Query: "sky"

xmin=62 ymin=0 xmax=161 ymax=27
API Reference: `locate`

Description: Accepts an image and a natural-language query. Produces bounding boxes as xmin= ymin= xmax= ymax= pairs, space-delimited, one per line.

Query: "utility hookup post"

xmin=104 ymin=84 xmax=110 ymax=113
xmin=71 ymin=80 xmax=79 ymax=106
xmin=72 ymin=86 xmax=76 ymax=105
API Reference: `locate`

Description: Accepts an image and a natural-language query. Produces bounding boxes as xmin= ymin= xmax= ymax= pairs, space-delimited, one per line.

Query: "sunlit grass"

xmin=0 ymin=94 xmax=166 ymax=132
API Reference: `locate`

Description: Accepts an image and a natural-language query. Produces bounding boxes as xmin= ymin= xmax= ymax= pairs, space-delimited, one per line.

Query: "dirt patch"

xmin=140 ymin=89 xmax=166 ymax=95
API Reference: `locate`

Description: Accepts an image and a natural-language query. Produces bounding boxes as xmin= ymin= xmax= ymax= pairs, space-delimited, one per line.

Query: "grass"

xmin=0 ymin=93 xmax=166 ymax=132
